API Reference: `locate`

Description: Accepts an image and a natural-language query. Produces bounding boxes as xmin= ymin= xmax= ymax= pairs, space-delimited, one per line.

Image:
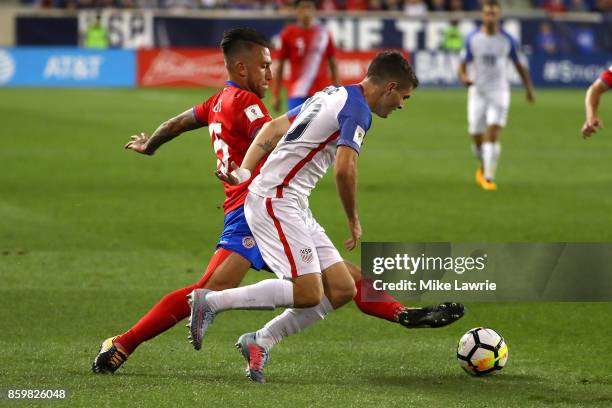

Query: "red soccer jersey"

xmin=193 ymin=81 xmax=272 ymax=215
xmin=601 ymin=66 xmax=612 ymax=87
xmin=278 ymin=23 xmax=336 ymax=98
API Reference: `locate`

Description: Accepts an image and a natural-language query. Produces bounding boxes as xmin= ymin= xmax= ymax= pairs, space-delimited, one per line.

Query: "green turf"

xmin=1 ymin=88 xmax=611 ymax=407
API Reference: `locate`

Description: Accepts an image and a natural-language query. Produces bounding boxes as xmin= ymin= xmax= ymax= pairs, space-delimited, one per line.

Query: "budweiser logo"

xmin=141 ymin=50 xmax=227 ymax=86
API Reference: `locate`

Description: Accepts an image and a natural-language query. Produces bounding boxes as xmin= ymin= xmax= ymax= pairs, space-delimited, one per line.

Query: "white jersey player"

xmin=246 ymin=85 xmax=370 ymax=281
xmin=189 ymin=52 xmax=420 ymax=383
xmin=459 ymin=0 xmax=535 ymax=191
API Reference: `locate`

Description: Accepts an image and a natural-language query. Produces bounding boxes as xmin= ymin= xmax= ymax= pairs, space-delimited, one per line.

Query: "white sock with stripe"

xmin=254 ymin=296 xmax=334 ymax=351
xmin=491 ymin=142 xmax=501 ymax=178
xmin=205 ymin=279 xmax=294 ymax=313
xmin=482 ymin=141 xmax=495 ymax=181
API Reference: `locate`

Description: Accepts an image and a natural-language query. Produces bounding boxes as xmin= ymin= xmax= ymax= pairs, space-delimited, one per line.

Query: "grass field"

xmin=1 ymin=87 xmax=612 ymax=407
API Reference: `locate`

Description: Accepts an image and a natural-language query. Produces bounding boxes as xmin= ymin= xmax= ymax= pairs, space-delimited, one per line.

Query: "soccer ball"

xmin=457 ymin=327 xmax=508 ymax=376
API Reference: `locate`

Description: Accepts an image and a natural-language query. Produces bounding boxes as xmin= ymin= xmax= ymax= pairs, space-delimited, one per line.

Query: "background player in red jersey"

xmin=272 ymin=0 xmax=339 ymax=112
xmin=582 ymin=66 xmax=611 ymax=138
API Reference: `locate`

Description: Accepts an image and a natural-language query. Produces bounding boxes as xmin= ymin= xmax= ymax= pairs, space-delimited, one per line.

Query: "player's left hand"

xmin=125 ymin=132 xmax=151 ymax=155
xmin=344 ymin=218 xmax=362 ymax=251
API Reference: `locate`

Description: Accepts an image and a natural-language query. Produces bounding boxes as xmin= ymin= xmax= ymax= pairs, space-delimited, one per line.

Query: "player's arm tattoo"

xmin=144 ymin=109 xmax=203 ymax=155
xmin=241 ymin=115 xmax=291 ymax=171
xmin=256 ymin=140 xmax=275 ymax=153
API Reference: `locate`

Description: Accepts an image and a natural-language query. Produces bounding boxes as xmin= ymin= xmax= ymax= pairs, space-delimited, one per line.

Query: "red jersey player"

xmin=272 ymin=0 xmax=339 ymax=111
xmin=92 ymin=28 xmax=275 ymax=373
xmin=582 ymin=65 xmax=611 ymax=138
xmin=92 ymin=28 xmax=463 ymax=375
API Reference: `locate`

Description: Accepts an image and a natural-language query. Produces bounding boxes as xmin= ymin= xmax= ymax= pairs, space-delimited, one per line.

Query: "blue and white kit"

xmin=461 ymin=29 xmax=521 ymax=134
xmin=245 ymin=85 xmax=371 ymax=279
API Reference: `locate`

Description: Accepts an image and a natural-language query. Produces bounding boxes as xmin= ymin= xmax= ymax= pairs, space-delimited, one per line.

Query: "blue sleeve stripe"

xmin=462 ymin=30 xmax=477 ymax=62
xmin=337 ymin=140 xmax=361 ymax=154
xmin=286 ymin=104 xmax=302 ymax=120
xmin=501 ymin=30 xmax=520 ymax=63
xmin=192 ymin=106 xmax=205 ymax=125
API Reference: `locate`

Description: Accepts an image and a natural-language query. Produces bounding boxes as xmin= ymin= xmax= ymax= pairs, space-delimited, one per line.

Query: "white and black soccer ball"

xmin=457 ymin=327 xmax=508 ymax=376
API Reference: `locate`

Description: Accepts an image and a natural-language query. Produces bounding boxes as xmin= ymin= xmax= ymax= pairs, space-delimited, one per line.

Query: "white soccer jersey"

xmin=249 ymin=85 xmax=372 ymax=199
xmin=461 ymin=29 xmax=520 ymax=92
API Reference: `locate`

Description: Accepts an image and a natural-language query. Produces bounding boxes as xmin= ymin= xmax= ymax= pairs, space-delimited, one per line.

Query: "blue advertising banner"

xmin=0 ymin=48 xmax=135 ymax=87
xmin=529 ymin=54 xmax=612 ymax=88
xmin=411 ymin=50 xmax=611 ymax=88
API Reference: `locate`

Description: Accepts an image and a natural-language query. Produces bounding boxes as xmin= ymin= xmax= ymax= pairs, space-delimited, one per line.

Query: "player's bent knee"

xmin=292 ymin=274 xmax=324 ymax=308
xmin=328 ymin=283 xmax=356 ymax=309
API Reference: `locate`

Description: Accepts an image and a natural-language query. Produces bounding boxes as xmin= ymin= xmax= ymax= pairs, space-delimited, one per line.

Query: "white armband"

xmin=231 ymin=168 xmax=251 ymax=184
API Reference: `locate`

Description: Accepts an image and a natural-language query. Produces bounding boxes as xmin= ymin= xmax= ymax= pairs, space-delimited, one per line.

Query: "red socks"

xmin=353 ymin=278 xmax=404 ymax=322
xmin=115 ymin=248 xmax=232 ymax=354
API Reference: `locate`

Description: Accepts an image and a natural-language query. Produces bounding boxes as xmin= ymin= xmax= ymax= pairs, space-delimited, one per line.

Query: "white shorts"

xmin=244 ymin=193 xmax=343 ymax=280
xmin=467 ymin=87 xmax=510 ymax=135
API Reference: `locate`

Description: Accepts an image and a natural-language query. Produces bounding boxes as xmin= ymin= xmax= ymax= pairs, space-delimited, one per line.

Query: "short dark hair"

xmin=365 ymin=51 xmax=419 ymax=90
xmin=220 ymin=28 xmax=269 ymax=58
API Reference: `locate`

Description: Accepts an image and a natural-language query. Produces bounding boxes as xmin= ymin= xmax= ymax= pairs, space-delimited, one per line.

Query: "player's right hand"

xmin=125 ymin=132 xmax=152 ymax=155
xmin=344 ymin=218 xmax=362 ymax=251
xmin=582 ymin=117 xmax=603 ymax=139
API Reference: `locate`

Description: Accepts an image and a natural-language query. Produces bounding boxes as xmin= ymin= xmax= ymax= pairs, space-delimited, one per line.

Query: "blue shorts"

xmin=217 ymin=206 xmax=267 ymax=271
xmin=288 ymin=96 xmax=308 ymax=111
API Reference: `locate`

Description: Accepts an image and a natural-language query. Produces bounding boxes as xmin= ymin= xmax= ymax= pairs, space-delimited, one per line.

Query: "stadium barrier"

xmin=16 ymin=10 xmax=609 ymax=54
xmin=1 ymin=46 xmax=609 ymax=88
xmin=0 ymin=47 xmax=135 ymax=87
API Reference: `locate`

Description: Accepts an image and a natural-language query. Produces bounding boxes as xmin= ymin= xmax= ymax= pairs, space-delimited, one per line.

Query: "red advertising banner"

xmin=137 ymin=48 xmax=407 ymax=88
xmin=137 ymin=48 xmax=227 ymax=87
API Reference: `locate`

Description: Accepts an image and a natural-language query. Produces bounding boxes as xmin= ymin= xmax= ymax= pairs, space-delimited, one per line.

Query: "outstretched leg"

xmin=92 ymin=249 xmax=251 ymax=373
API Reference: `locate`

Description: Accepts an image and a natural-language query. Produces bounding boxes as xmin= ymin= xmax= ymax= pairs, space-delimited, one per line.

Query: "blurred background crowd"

xmin=17 ymin=0 xmax=612 ymax=13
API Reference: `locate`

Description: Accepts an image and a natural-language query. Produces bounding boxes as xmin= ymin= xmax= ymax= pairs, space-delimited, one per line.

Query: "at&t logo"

xmin=0 ymin=50 xmax=16 ymax=84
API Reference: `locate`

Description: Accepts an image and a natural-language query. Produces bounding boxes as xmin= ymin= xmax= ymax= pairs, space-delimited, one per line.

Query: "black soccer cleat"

xmin=397 ymin=302 xmax=465 ymax=328
xmin=92 ymin=336 xmax=128 ymax=374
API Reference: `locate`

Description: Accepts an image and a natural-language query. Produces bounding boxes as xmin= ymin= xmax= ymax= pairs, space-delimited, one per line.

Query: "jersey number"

xmin=482 ymin=55 xmax=497 ymax=66
xmin=285 ymin=100 xmax=322 ymax=142
xmin=209 ymin=122 xmax=229 ymax=173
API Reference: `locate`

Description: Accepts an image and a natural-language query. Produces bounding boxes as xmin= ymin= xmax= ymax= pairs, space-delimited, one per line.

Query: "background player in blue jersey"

xmin=458 ymin=0 xmax=535 ymax=191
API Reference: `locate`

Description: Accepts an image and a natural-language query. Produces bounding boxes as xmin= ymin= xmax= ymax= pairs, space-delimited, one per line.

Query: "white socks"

xmin=204 ymin=282 xmax=335 ymax=351
xmin=205 ymin=279 xmax=294 ymax=313
xmin=482 ymin=141 xmax=501 ymax=181
xmin=493 ymin=142 xmax=501 ymax=177
xmin=255 ymin=296 xmax=334 ymax=351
